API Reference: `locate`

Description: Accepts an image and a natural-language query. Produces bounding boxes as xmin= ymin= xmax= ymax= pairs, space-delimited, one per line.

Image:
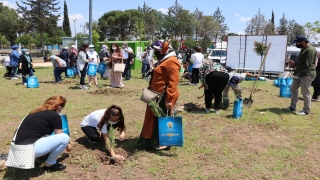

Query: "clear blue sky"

xmin=2 ymin=0 xmax=320 ymax=37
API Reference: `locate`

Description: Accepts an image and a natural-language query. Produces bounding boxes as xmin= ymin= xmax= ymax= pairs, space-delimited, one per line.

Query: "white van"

xmin=207 ymin=41 xmax=227 ymax=64
xmin=287 ymin=46 xmax=320 ymax=63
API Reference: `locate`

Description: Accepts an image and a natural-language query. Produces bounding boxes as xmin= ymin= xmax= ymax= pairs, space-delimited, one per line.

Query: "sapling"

xmin=105 ymin=124 xmax=116 ymax=164
xmin=148 ymin=100 xmax=166 ymax=117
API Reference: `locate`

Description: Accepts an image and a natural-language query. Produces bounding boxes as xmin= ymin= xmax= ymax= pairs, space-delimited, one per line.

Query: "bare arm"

xmin=101 ymin=133 xmax=125 ymax=160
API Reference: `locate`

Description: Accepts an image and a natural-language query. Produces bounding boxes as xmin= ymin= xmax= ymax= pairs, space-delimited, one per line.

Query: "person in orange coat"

xmin=138 ymin=40 xmax=180 ymax=151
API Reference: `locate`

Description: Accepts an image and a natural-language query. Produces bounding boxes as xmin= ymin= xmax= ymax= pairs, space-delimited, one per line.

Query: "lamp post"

xmin=71 ymin=19 xmax=77 ymax=48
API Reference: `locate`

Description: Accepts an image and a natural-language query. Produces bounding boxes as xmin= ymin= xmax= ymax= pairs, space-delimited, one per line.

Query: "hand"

xmin=19 ymin=66 xmax=22 ymax=69
xmin=113 ymin=154 xmax=125 ymax=161
xmin=165 ymin=102 xmax=172 ymax=109
xmin=119 ymin=132 xmax=125 ymax=140
xmin=289 ymin=60 xmax=295 ymax=66
xmin=66 ymin=144 xmax=72 ymax=152
xmin=254 ymin=74 xmax=259 ymax=78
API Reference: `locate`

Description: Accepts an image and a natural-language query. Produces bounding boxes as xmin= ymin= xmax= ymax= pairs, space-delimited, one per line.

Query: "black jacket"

xmin=19 ymin=54 xmax=33 ymax=75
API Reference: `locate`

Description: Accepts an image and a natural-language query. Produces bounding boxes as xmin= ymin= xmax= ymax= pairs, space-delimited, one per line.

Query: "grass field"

xmin=0 ymin=65 xmax=320 ymax=180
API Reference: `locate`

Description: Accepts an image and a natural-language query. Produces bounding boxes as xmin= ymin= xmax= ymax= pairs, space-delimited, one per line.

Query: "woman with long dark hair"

xmin=80 ymin=105 xmax=126 ymax=160
xmin=13 ymin=96 xmax=71 ymax=172
xmin=77 ymin=44 xmax=90 ymax=89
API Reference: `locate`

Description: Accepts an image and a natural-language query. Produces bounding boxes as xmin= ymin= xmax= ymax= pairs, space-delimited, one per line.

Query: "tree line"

xmin=0 ymin=0 xmax=319 ymax=56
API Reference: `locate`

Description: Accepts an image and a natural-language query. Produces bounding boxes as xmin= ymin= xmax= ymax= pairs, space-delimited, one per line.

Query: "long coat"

xmin=19 ymin=54 xmax=33 ymax=75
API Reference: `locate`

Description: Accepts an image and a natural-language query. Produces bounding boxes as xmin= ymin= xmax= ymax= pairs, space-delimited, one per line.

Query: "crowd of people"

xmin=3 ymin=36 xmax=320 ymax=172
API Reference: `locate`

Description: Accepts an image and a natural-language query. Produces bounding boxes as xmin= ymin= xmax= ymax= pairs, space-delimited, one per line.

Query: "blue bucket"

xmin=233 ymin=99 xmax=243 ymax=119
xmin=27 ymin=76 xmax=39 ymax=88
xmin=66 ymin=67 xmax=74 ymax=77
xmin=87 ymin=64 xmax=97 ymax=76
xmin=52 ymin=114 xmax=70 ymax=136
xmin=158 ymin=115 xmax=184 ymax=147
xmin=97 ymin=62 xmax=106 ymax=74
xmin=280 ymin=85 xmax=291 ymax=98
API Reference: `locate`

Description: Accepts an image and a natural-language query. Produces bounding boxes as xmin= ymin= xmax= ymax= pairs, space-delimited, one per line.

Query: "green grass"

xmin=1 ymin=66 xmax=320 ymax=179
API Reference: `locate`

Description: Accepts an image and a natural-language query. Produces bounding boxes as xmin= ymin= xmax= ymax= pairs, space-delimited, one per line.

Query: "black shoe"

xmin=282 ymin=107 xmax=296 ymax=112
xmin=153 ymin=146 xmax=171 ymax=151
xmin=44 ymin=162 xmax=66 ymax=172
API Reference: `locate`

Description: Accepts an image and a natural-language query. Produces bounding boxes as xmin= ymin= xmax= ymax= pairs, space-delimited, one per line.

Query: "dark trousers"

xmin=54 ymin=67 xmax=65 ymax=82
xmin=205 ymin=72 xmax=229 ymax=109
xmin=312 ymin=86 xmax=320 ymax=99
xmin=81 ymin=126 xmax=101 ymax=142
xmin=122 ymin=58 xmax=131 ymax=80
xmin=80 ymin=65 xmax=87 ymax=85
xmin=192 ymin=68 xmax=200 ymax=84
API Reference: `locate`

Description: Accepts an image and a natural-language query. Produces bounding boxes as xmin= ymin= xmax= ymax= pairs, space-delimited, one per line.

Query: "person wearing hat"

xmin=99 ymin=44 xmax=110 ymax=80
xmin=122 ymin=42 xmax=134 ymax=80
xmin=138 ymin=40 xmax=180 ymax=151
xmin=222 ymin=72 xmax=259 ymax=106
xmin=87 ymin=44 xmax=100 ymax=86
xmin=19 ymin=49 xmax=34 ymax=86
xmin=283 ymin=36 xmax=317 ymax=115
xmin=9 ymin=45 xmax=21 ymax=80
xmin=44 ymin=54 xmax=67 ymax=83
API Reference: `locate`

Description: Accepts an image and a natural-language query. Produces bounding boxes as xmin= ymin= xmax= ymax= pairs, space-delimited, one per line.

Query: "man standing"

xmin=122 ymin=42 xmax=134 ymax=80
xmin=283 ymin=36 xmax=317 ymax=115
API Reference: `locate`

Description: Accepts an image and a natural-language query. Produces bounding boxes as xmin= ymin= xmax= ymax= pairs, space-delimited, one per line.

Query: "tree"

xmin=183 ymin=37 xmax=196 ymax=49
xmin=98 ymin=9 xmax=143 ymax=40
xmin=138 ymin=2 xmax=159 ymax=41
xmin=62 ymin=0 xmax=71 ymax=37
xmin=277 ymin=13 xmax=288 ymax=35
xmin=92 ymin=30 xmax=100 ymax=48
xmin=50 ymin=28 xmax=66 ymax=45
xmin=264 ymin=10 xmax=276 ymax=35
xmin=16 ymin=0 xmax=61 ymax=57
xmin=193 ymin=8 xmax=203 ymax=45
xmin=245 ymin=8 xmax=268 ymax=35
xmin=199 ymin=16 xmax=219 ymax=52
xmin=0 ymin=34 xmax=9 ymax=48
xmin=304 ymin=21 xmax=320 ymax=43
xmin=85 ymin=20 xmax=100 ymax=35
xmin=0 ymin=2 xmax=19 ymax=44
xmin=213 ymin=7 xmax=229 ymax=42
xmin=15 ymin=34 xmax=34 ymax=47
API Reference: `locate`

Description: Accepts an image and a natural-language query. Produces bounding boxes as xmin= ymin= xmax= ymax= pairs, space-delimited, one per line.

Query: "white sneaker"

xmin=81 ymin=86 xmax=89 ymax=90
xmin=295 ymin=110 xmax=308 ymax=115
xmin=11 ymin=77 xmax=18 ymax=80
xmin=24 ymin=83 xmax=27 ymax=86
xmin=189 ymin=83 xmax=196 ymax=86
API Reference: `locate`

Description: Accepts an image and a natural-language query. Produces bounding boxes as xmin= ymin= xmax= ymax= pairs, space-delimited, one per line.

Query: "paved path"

xmin=33 ymin=62 xmax=52 ymax=67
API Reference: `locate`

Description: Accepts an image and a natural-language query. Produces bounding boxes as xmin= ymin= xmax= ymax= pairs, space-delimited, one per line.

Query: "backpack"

xmin=99 ymin=50 xmax=109 ymax=59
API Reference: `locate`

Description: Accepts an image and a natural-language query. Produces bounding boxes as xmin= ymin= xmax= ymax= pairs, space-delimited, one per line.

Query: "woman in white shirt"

xmin=190 ymin=47 xmax=204 ymax=85
xmin=87 ymin=44 xmax=100 ymax=86
xmin=80 ymin=105 xmax=126 ymax=160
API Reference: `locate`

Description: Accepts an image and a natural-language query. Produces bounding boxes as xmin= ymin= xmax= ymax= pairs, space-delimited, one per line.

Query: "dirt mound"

xmin=183 ymin=103 xmax=204 ymax=112
xmin=88 ymin=88 xmax=133 ymax=95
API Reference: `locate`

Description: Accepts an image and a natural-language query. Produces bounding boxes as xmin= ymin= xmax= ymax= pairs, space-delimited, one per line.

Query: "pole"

xmin=89 ymin=0 xmax=92 ymax=44
xmin=72 ymin=19 xmax=77 ymax=48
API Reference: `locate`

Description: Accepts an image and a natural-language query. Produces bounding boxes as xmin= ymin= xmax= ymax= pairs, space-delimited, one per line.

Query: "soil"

xmin=87 ymin=88 xmax=133 ymax=95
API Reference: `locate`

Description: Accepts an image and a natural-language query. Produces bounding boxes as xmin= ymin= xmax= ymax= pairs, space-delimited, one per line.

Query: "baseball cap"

xmin=43 ymin=56 xmax=48 ymax=62
xmin=292 ymin=36 xmax=309 ymax=43
xmin=89 ymin=44 xmax=94 ymax=48
xmin=228 ymin=76 xmax=240 ymax=87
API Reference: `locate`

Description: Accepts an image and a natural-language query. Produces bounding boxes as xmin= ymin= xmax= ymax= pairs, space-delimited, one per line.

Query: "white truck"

xmin=207 ymin=41 xmax=227 ymax=64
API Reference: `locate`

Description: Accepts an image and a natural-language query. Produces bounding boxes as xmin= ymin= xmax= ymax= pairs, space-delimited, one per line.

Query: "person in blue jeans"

xmin=9 ymin=45 xmax=20 ymax=80
xmin=19 ymin=49 xmax=34 ymax=85
xmin=141 ymin=47 xmax=153 ymax=78
xmin=14 ymin=96 xmax=71 ymax=172
xmin=44 ymin=55 xmax=67 ymax=83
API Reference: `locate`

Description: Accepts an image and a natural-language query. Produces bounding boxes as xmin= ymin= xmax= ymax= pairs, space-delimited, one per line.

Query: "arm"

xmin=79 ymin=51 xmax=89 ymax=63
xmin=19 ymin=56 xmax=23 ymax=69
xmin=55 ymin=58 xmax=62 ymax=68
xmin=101 ymin=133 xmax=125 ymax=160
xmin=164 ymin=58 xmax=180 ymax=108
xmin=245 ymin=72 xmax=259 ymax=78
xmin=119 ymin=127 xmax=126 ymax=140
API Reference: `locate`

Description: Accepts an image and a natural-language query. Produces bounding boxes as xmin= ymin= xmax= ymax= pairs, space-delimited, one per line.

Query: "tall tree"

xmin=193 ymin=8 xmax=203 ymax=45
xmin=138 ymin=2 xmax=159 ymax=40
xmin=290 ymin=21 xmax=305 ymax=44
xmin=98 ymin=9 xmax=143 ymax=41
xmin=199 ymin=16 xmax=219 ymax=52
xmin=277 ymin=13 xmax=288 ymax=35
xmin=264 ymin=10 xmax=276 ymax=35
xmin=245 ymin=8 xmax=268 ymax=35
xmin=16 ymin=0 xmax=60 ymax=56
xmin=212 ymin=7 xmax=228 ymax=42
xmin=0 ymin=2 xmax=19 ymax=44
xmin=304 ymin=21 xmax=320 ymax=43
xmin=62 ymin=0 xmax=71 ymax=37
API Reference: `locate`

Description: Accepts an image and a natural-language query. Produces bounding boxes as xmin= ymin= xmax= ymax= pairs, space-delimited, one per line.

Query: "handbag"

xmin=140 ymin=88 xmax=163 ymax=104
xmin=113 ymin=59 xmax=125 ymax=73
xmin=5 ymin=116 xmax=35 ymax=169
xmin=129 ymin=54 xmax=136 ymax=59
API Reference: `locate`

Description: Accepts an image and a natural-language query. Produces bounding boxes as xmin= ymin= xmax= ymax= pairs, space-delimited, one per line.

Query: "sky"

xmin=1 ymin=0 xmax=320 ymax=39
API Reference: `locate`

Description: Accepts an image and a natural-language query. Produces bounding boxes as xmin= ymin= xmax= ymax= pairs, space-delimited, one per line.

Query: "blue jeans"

xmin=11 ymin=66 xmax=18 ymax=78
xmin=22 ymin=69 xmax=34 ymax=84
xmin=142 ymin=63 xmax=150 ymax=77
xmin=34 ymin=133 xmax=69 ymax=165
xmin=54 ymin=67 xmax=65 ymax=82
xmin=122 ymin=59 xmax=131 ymax=80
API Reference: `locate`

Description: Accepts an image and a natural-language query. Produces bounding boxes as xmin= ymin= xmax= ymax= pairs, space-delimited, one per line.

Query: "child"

xmin=87 ymin=44 xmax=100 ymax=86
xmin=222 ymin=72 xmax=259 ymax=106
xmin=80 ymin=105 xmax=126 ymax=160
xmin=182 ymin=61 xmax=193 ymax=82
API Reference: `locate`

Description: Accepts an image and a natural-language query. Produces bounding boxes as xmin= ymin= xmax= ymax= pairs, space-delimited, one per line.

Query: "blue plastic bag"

xmin=87 ymin=64 xmax=97 ymax=76
xmin=280 ymin=78 xmax=287 ymax=86
xmin=27 ymin=76 xmax=39 ymax=88
xmin=280 ymin=85 xmax=291 ymax=98
xmin=51 ymin=114 xmax=70 ymax=136
xmin=66 ymin=67 xmax=74 ymax=77
xmin=72 ymin=66 xmax=79 ymax=75
xmin=97 ymin=62 xmax=106 ymax=74
xmin=233 ymin=98 xmax=243 ymax=119
xmin=158 ymin=113 xmax=184 ymax=147
xmin=273 ymin=79 xmax=279 ymax=87
xmin=286 ymin=78 xmax=293 ymax=86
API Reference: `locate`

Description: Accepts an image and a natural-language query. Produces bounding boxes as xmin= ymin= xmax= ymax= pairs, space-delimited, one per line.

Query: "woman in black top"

xmin=19 ymin=48 xmax=34 ymax=85
xmin=14 ymin=96 xmax=71 ymax=172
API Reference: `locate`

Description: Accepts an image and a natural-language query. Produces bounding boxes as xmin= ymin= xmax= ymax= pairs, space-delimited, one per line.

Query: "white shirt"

xmin=80 ymin=109 xmax=108 ymax=134
xmin=191 ymin=52 xmax=204 ymax=68
xmin=122 ymin=46 xmax=133 ymax=59
xmin=87 ymin=50 xmax=99 ymax=65
xmin=228 ymin=72 xmax=247 ymax=83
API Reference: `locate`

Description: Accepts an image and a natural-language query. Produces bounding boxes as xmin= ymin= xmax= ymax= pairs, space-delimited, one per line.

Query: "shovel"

xmin=243 ymin=43 xmax=272 ymax=108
